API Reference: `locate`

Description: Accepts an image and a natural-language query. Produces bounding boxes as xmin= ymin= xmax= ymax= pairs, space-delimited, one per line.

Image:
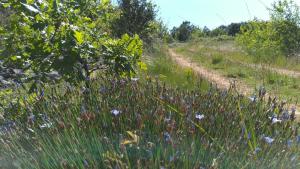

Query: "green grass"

xmin=144 ymin=44 xmax=210 ymax=91
xmin=174 ymin=39 xmax=300 ymax=102
xmin=0 ymin=77 xmax=299 ymax=168
xmin=1 ymin=41 xmax=300 ymax=169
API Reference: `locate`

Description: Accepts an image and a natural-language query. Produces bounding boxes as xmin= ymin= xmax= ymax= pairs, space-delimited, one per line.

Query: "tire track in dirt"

xmin=168 ymin=48 xmax=252 ymax=95
xmin=169 ymin=48 xmax=300 ymax=120
xmin=243 ymin=63 xmax=300 ymax=78
xmin=191 ymin=45 xmax=300 ymax=78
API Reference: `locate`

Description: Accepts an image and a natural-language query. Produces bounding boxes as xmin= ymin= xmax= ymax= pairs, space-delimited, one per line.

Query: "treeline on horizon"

xmin=170 ymin=21 xmax=245 ymax=41
xmin=170 ymin=0 xmax=300 ymax=59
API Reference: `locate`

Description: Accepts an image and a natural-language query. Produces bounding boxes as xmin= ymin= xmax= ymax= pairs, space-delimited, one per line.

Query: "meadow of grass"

xmin=0 ymin=42 xmax=300 ymax=169
xmin=144 ymin=44 xmax=210 ymax=91
xmin=178 ymin=38 xmax=300 ymax=71
xmin=174 ymin=39 xmax=300 ymax=102
xmin=0 ymin=76 xmax=299 ymax=169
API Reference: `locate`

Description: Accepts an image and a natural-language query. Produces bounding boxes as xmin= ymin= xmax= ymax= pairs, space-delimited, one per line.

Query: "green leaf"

xmin=26 ymin=0 xmax=35 ymax=5
xmin=74 ymin=31 xmax=84 ymax=45
xmin=1 ymin=3 xmax=11 ymax=8
xmin=11 ymin=55 xmax=21 ymax=61
xmin=138 ymin=61 xmax=147 ymax=71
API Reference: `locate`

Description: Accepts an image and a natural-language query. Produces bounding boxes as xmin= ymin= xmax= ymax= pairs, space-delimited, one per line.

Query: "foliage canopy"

xmin=0 ymin=0 xmax=143 ymax=88
xmin=237 ymin=0 xmax=300 ymax=59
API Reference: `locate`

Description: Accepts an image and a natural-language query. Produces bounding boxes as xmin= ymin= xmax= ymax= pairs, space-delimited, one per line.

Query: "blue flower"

xmin=287 ymin=140 xmax=293 ymax=147
xmin=163 ymin=132 xmax=172 ymax=142
xmin=254 ymin=147 xmax=261 ymax=154
xmin=296 ymin=136 xmax=300 ymax=144
xmin=264 ymin=136 xmax=274 ymax=144
xmin=27 ymin=113 xmax=35 ymax=123
xmin=111 ymin=109 xmax=121 ymax=116
xmin=249 ymin=95 xmax=257 ymax=102
xmin=271 ymin=117 xmax=282 ymax=124
xmin=39 ymin=122 xmax=53 ymax=129
xmin=195 ymin=113 xmax=205 ymax=120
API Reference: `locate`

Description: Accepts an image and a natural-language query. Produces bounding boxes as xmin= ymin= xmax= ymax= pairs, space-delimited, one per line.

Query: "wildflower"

xmin=111 ymin=109 xmax=121 ymax=116
xmin=249 ymin=95 xmax=257 ymax=102
xmin=39 ymin=122 xmax=53 ymax=129
xmin=27 ymin=113 xmax=35 ymax=124
xmin=27 ymin=128 xmax=35 ymax=133
xmin=291 ymin=155 xmax=297 ymax=162
xmin=287 ymin=140 xmax=293 ymax=147
xmin=164 ymin=112 xmax=172 ymax=122
xmin=39 ymin=113 xmax=50 ymax=122
xmin=83 ymin=160 xmax=89 ymax=168
xmin=195 ymin=113 xmax=205 ymax=120
xmin=264 ymin=136 xmax=274 ymax=144
xmin=81 ymin=105 xmax=87 ymax=113
xmin=0 ymin=120 xmax=16 ymax=135
xmin=271 ymin=117 xmax=282 ymax=124
xmin=131 ymin=78 xmax=139 ymax=82
xmin=164 ymin=117 xmax=171 ymax=123
xmin=291 ymin=107 xmax=296 ymax=120
xmin=296 ymin=135 xmax=300 ymax=144
xmin=282 ymin=110 xmax=290 ymax=120
xmin=247 ymin=132 xmax=251 ymax=139
xmin=163 ymin=132 xmax=172 ymax=142
xmin=99 ymin=86 xmax=107 ymax=94
xmin=258 ymin=86 xmax=266 ymax=97
xmin=254 ymin=147 xmax=261 ymax=154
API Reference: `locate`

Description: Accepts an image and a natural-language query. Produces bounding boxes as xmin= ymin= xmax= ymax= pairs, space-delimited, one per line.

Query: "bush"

xmin=236 ymin=0 xmax=300 ymax=60
xmin=0 ymin=1 xmax=143 ymax=90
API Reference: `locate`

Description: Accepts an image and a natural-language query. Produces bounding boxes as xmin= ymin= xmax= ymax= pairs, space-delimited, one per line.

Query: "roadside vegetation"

xmin=0 ymin=0 xmax=300 ymax=169
xmin=174 ymin=39 xmax=300 ymax=102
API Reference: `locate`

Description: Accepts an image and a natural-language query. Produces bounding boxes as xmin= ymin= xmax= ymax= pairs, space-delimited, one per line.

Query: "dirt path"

xmin=169 ymin=48 xmax=300 ymax=120
xmin=245 ymin=63 xmax=300 ymax=78
xmin=188 ymin=45 xmax=300 ymax=78
xmin=208 ymin=46 xmax=300 ymax=78
xmin=169 ymin=48 xmax=252 ymax=95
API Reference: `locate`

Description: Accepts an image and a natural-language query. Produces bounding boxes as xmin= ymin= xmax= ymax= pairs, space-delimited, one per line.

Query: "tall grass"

xmin=145 ymin=44 xmax=209 ymax=90
xmin=0 ymin=76 xmax=299 ymax=168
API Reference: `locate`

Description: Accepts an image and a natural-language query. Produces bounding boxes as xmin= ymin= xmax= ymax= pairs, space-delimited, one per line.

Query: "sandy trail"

xmin=244 ymin=63 xmax=300 ymax=78
xmin=169 ymin=48 xmax=300 ymax=119
xmin=194 ymin=45 xmax=300 ymax=78
xmin=169 ymin=48 xmax=252 ymax=95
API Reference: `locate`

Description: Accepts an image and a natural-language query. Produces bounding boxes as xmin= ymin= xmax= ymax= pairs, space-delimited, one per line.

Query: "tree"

xmin=210 ymin=25 xmax=227 ymax=37
xmin=237 ymin=0 xmax=300 ymax=59
xmin=227 ymin=22 xmax=245 ymax=36
xmin=270 ymin=0 xmax=300 ymax=55
xmin=236 ymin=20 xmax=281 ymax=62
xmin=112 ymin=0 xmax=157 ymax=44
xmin=0 ymin=0 xmax=143 ymax=89
xmin=202 ymin=26 xmax=211 ymax=36
xmin=171 ymin=21 xmax=197 ymax=42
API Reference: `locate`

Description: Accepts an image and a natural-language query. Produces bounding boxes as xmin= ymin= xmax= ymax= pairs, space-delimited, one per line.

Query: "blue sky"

xmin=153 ymin=0 xmax=300 ymax=29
